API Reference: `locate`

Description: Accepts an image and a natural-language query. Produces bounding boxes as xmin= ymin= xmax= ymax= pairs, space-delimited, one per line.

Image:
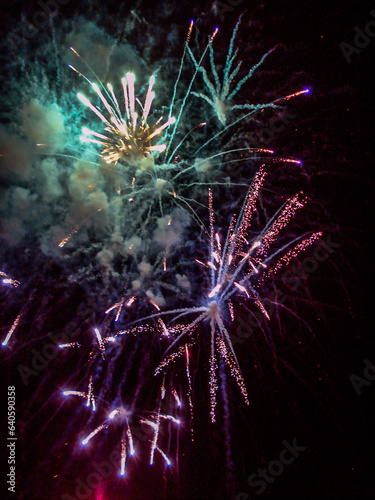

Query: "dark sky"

xmin=0 ymin=1 xmax=374 ymax=499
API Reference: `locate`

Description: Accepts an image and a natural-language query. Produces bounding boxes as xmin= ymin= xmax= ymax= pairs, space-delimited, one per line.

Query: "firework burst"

xmin=71 ymin=49 xmax=176 ymax=166
xmin=122 ymin=166 xmax=322 ymax=423
xmin=0 ymin=9 xmax=326 ymax=499
xmin=63 ymin=375 xmax=181 ymax=476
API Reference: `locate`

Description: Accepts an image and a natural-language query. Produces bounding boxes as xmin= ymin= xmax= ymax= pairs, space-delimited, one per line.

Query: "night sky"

xmin=0 ymin=1 xmax=374 ymax=499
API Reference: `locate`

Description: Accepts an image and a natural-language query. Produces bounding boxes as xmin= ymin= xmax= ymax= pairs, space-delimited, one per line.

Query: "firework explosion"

xmin=0 ymin=4 xmax=330 ymax=499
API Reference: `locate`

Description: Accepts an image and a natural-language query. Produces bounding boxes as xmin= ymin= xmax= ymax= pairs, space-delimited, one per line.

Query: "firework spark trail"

xmin=186 ymin=8 xmax=311 ymax=129
xmin=263 ymin=231 xmax=323 ymax=278
xmin=62 ymin=328 xmax=181 ymax=475
xmin=80 ymin=331 xmax=144 ymax=427
xmin=219 ymin=356 xmax=235 ymax=492
xmin=192 ymin=89 xmax=310 ymax=158
xmin=209 ymin=188 xmax=215 ymax=286
xmin=94 ymin=328 xmax=107 ymax=360
xmin=1 ymin=272 xmax=21 ymax=346
xmin=1 ymin=313 xmax=22 ymax=347
xmin=62 ymin=42 xmax=280 ymax=254
xmin=170 ymin=147 xmax=273 ymax=185
xmin=154 ymin=337 xmax=196 ymax=375
xmin=165 ymin=26 xmax=219 ymax=163
xmin=215 ymin=167 xmax=266 ymax=293
xmin=81 ymin=423 xmax=109 ymax=446
xmin=185 ymin=345 xmax=194 ymax=438
xmin=167 ymin=19 xmax=194 ymax=125
xmin=257 ymin=193 xmax=307 ymax=255
xmin=72 ymin=387 xmax=180 ymax=476
xmin=209 ymin=315 xmax=218 ymax=422
xmin=216 ymin=336 xmax=249 ymax=404
xmin=116 ymin=166 xmax=321 ymax=423
xmin=87 ymin=374 xmax=95 ymax=409
xmin=106 ymin=293 xmax=137 ymax=322
xmin=120 ymin=433 xmax=126 ymax=477
xmin=188 ymin=12 xmax=278 ymax=126
xmin=0 ymin=272 xmax=20 ymax=287
xmin=58 ymin=228 xmax=78 ymax=248
xmin=150 ymin=383 xmax=163 ymax=466
xmin=150 ymin=380 xmax=180 ymax=467
xmin=105 ymin=289 xmax=174 ymax=325
xmin=58 ymin=342 xmax=81 ymax=348
xmin=60 ymin=327 xmax=118 ymax=412
xmin=171 ymin=385 xmax=181 ymax=407
xmin=83 ymin=172 xmax=314 ymax=433
xmin=107 ymin=409 xmax=136 ymax=476
xmin=63 ymin=390 xmax=88 ymax=398
xmin=1 ymin=291 xmax=35 ymax=347
xmin=62 ymin=390 xmax=97 ymax=411
xmin=220 ymin=192 xmax=312 ymax=306
xmin=0 ymin=8 xmax=327 ymax=497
